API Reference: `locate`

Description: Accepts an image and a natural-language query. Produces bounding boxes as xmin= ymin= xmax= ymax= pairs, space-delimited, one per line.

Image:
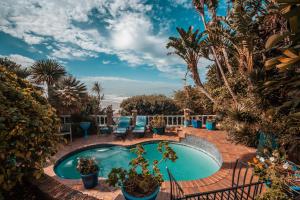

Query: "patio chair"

xmin=133 ymin=116 xmax=147 ymax=137
xmin=57 ymin=123 xmax=72 ymax=142
xmin=114 ymin=116 xmax=131 ymax=138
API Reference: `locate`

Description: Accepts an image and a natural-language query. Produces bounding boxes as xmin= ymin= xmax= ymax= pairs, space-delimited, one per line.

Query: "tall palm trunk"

xmin=199 ymin=13 xmax=239 ymax=107
xmin=189 ymin=63 xmax=216 ymax=104
xmin=222 ymin=48 xmax=233 ymax=75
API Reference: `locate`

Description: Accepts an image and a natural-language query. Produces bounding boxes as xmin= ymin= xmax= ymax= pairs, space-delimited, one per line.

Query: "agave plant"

xmin=167 ymin=26 xmax=216 ymax=104
xmin=30 ymin=59 xmax=66 ymax=97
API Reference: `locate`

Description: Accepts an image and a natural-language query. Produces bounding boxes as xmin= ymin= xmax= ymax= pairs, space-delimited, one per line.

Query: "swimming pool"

xmin=54 ymin=141 xmax=221 ymax=181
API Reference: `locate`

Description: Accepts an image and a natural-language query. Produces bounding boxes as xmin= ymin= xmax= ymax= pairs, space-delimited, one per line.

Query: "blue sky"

xmin=0 ymin=0 xmax=226 ymax=108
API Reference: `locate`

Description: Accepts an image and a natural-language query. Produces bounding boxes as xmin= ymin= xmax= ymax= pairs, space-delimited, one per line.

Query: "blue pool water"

xmin=54 ymin=141 xmax=220 ymax=181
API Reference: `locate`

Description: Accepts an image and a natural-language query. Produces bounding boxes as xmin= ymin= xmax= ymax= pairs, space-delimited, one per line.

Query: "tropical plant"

xmin=173 ymin=86 xmax=214 ymax=114
xmin=76 ymin=157 xmax=99 ymax=175
xmin=106 ymin=142 xmax=177 ymax=197
xmin=91 ymin=81 xmax=104 ymax=114
xmin=193 ymin=0 xmax=239 ymax=106
xmin=51 ymin=76 xmax=87 ymax=114
xmin=260 ymin=0 xmax=300 ymax=148
xmin=0 ymin=66 xmax=61 ymax=191
xmin=0 ymin=57 xmax=30 ymax=78
xmin=166 ymin=26 xmax=216 ymax=103
xmin=30 ymin=59 xmax=66 ymax=97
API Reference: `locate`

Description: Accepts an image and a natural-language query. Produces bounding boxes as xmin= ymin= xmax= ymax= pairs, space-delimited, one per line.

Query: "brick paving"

xmin=41 ymin=127 xmax=256 ymax=200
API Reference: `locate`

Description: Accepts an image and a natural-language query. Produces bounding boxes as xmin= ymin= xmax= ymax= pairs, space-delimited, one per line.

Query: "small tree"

xmin=0 ymin=66 xmax=61 ymax=191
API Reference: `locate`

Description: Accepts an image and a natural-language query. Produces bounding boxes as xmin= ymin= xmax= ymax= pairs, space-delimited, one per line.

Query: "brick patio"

xmin=42 ymin=128 xmax=256 ymax=200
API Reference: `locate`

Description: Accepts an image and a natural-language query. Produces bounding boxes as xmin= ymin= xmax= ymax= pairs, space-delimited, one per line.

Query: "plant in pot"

xmin=150 ymin=115 xmax=166 ymax=135
xmin=106 ymin=142 xmax=177 ymax=200
xmin=192 ymin=116 xmax=202 ymax=128
xmin=206 ymin=117 xmax=216 ymax=130
xmin=77 ymin=157 xmax=99 ymax=189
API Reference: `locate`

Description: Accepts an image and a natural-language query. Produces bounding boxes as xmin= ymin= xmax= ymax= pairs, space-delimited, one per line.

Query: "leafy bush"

xmin=107 ymin=142 xmax=177 ymax=197
xmin=120 ymin=95 xmax=180 ymax=115
xmin=76 ymin=157 xmax=99 ymax=175
xmin=0 ymin=66 xmax=61 ymax=191
xmin=173 ymin=87 xmax=214 ymax=114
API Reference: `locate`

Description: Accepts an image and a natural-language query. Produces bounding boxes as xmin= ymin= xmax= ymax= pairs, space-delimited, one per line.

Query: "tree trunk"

xmin=222 ymin=48 xmax=233 ymax=75
xmin=199 ymin=13 xmax=239 ymax=107
xmin=188 ymin=63 xmax=216 ymax=104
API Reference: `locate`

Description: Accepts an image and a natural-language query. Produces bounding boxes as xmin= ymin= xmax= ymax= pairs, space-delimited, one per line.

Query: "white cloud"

xmin=0 ymin=54 xmax=35 ymax=67
xmin=0 ymin=0 xmax=209 ymax=78
xmin=171 ymin=0 xmax=192 ymax=9
xmin=102 ymin=60 xmax=111 ymax=64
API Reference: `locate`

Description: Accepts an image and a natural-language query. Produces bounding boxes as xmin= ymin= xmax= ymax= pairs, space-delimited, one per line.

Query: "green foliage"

xmin=0 ymin=66 xmax=61 ymax=191
xmin=173 ymin=86 xmax=213 ymax=114
xmin=76 ymin=157 xmax=99 ymax=175
xmin=120 ymin=95 xmax=180 ymax=115
xmin=106 ymin=142 xmax=177 ymax=197
xmin=0 ymin=58 xmax=30 ymax=79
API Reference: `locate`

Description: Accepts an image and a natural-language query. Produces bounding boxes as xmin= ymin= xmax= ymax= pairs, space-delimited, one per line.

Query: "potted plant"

xmin=107 ymin=142 xmax=177 ymax=200
xmin=206 ymin=117 xmax=216 ymax=130
xmin=192 ymin=116 xmax=202 ymax=128
xmin=77 ymin=157 xmax=99 ymax=189
xmin=150 ymin=115 xmax=166 ymax=135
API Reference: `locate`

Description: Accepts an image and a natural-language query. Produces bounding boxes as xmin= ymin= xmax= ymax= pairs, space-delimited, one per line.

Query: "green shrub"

xmin=0 ymin=66 xmax=61 ymax=191
xmin=120 ymin=95 xmax=180 ymax=115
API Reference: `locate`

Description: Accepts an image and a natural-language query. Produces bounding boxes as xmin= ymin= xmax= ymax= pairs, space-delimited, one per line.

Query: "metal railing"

xmin=175 ymin=182 xmax=264 ymax=200
xmin=60 ymin=114 xmax=216 ymax=127
xmin=168 ymin=160 xmax=264 ymax=200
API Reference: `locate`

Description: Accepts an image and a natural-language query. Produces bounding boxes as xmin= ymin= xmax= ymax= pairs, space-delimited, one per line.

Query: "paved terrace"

xmin=41 ymin=128 xmax=256 ymax=200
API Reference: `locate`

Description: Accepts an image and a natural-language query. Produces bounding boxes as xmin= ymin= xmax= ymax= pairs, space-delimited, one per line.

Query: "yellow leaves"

xmin=264 ymin=56 xmax=283 ymax=69
xmin=265 ymin=48 xmax=300 ymax=71
xmin=265 ymin=32 xmax=290 ymax=50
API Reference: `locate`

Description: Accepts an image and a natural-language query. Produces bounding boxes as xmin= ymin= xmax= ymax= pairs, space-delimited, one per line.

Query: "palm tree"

xmin=167 ymin=26 xmax=216 ymax=104
xmin=92 ymin=81 xmax=104 ymax=113
xmin=193 ymin=0 xmax=239 ymax=107
xmin=52 ymin=76 xmax=87 ymax=113
xmin=30 ymin=59 xmax=66 ymax=97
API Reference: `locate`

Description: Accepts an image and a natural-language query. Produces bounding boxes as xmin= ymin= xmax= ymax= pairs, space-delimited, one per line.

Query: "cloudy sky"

xmin=0 ymin=0 xmax=226 ymax=108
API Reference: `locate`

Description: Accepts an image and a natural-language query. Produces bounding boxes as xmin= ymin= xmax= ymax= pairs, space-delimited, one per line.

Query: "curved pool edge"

xmin=42 ymin=129 xmax=256 ymax=199
xmin=53 ymin=138 xmax=222 ymax=181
